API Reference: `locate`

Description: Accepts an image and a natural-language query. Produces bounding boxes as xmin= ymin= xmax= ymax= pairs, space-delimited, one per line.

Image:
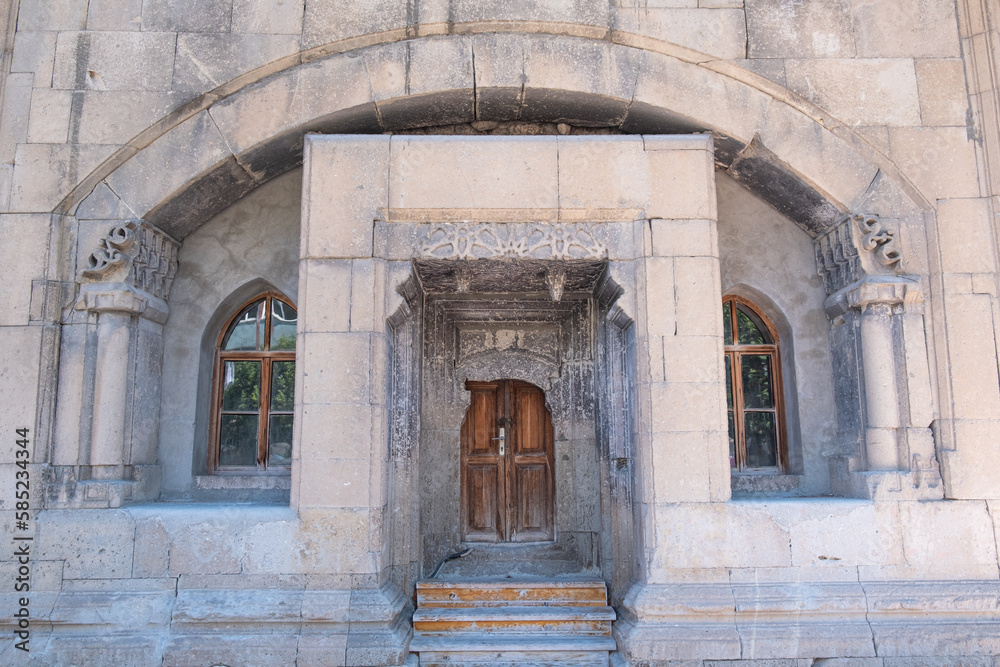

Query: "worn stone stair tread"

xmin=416 ymin=580 xmax=609 ymax=607
xmin=409 ymin=634 xmax=617 ymax=652
xmin=413 ymin=605 xmax=616 ymax=622
xmin=417 ymin=651 xmax=611 ymax=667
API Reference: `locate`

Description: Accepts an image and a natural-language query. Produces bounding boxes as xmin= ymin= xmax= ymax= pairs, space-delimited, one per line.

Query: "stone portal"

xmin=298 ymin=133 xmax=724 ymax=609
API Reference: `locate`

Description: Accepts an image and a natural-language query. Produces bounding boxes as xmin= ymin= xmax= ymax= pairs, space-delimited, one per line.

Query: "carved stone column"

xmin=848 ymin=281 xmax=906 ymax=470
xmin=816 ymin=214 xmax=942 ymax=499
xmin=54 ymin=220 xmax=177 ymax=507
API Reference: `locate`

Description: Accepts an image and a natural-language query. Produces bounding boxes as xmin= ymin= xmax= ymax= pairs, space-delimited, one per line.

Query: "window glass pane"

xmin=744 ymin=411 xmax=778 ymax=468
xmin=220 ymin=414 xmax=258 ymax=466
xmin=741 ymin=354 xmax=774 ymax=409
xmin=723 ymin=301 xmax=733 ymax=345
xmin=268 ymin=414 xmax=294 ymax=467
xmin=223 ymin=299 xmax=266 ymax=351
xmin=222 ymin=361 xmax=261 ymax=411
xmin=736 ymin=304 xmax=772 ymax=345
xmin=270 ymin=361 xmax=295 ymax=411
xmin=728 ymin=411 xmax=736 ymax=469
xmin=270 ymin=300 xmax=297 ymax=351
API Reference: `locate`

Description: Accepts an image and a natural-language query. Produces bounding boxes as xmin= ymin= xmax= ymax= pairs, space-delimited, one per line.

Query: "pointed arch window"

xmin=723 ymin=296 xmax=787 ymax=473
xmin=210 ymin=293 xmax=297 ymax=473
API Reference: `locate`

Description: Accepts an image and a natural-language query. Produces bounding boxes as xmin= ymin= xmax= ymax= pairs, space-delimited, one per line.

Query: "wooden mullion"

xmin=733 ymin=351 xmax=747 ymax=471
xmin=259 ymin=358 xmax=272 ymax=469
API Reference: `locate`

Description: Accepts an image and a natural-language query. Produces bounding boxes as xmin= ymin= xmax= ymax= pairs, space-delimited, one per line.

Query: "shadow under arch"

xmin=63 ymin=28 xmax=930 ymax=244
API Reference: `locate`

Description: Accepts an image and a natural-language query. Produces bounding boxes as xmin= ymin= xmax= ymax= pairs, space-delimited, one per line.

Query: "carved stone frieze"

xmin=81 ymin=220 xmax=179 ymax=301
xmin=419 ymin=223 xmax=607 ymax=261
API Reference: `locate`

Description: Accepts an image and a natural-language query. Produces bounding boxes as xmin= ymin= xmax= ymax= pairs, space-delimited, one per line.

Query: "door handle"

xmin=492 ymin=427 xmax=505 ymax=455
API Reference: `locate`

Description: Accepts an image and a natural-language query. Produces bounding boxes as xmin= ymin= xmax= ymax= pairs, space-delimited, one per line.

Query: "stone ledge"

xmin=194 ymin=474 xmax=292 ymax=490
xmin=731 ymin=473 xmax=802 ymax=497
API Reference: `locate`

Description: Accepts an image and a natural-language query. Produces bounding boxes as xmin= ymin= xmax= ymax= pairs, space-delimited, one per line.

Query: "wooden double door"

xmin=460 ymin=380 xmax=556 ymax=543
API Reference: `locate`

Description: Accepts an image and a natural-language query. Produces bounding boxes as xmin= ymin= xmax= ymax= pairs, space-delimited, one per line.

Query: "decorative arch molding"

xmin=62 ymin=26 xmax=929 ymax=241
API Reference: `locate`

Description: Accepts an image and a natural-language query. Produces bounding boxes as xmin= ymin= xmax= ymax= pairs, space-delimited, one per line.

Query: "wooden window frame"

xmin=724 ymin=295 xmax=788 ymax=474
xmin=208 ymin=292 xmax=296 ymax=475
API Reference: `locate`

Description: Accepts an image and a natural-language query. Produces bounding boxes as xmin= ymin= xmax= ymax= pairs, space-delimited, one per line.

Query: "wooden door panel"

xmin=461 ymin=379 xmax=555 ymax=543
xmin=466 ymin=464 xmax=501 ymax=540
xmin=513 ymin=463 xmax=552 ymax=540
xmin=467 ymin=386 xmax=498 ymax=455
xmin=512 ymin=384 xmax=546 ymax=455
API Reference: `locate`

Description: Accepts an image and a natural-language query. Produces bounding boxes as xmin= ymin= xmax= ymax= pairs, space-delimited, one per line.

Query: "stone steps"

xmin=410 ymin=580 xmax=616 ymax=666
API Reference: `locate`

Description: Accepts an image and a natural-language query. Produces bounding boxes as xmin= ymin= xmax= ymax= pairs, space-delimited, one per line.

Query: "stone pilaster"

xmin=817 ymin=214 xmax=942 ymax=499
xmin=47 ymin=220 xmax=177 ymax=508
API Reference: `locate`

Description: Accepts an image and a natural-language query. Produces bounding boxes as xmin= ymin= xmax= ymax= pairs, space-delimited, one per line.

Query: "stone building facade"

xmin=3 ymin=0 xmax=1000 ymax=665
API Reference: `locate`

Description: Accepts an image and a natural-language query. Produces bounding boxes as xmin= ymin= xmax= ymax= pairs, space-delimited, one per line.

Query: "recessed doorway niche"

xmin=415 ymin=258 xmax=618 ymax=579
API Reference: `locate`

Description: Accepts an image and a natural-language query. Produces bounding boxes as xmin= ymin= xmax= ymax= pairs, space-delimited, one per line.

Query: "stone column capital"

xmin=824 ymin=277 xmax=920 ymax=319
xmin=847 ymin=279 xmax=907 ymax=310
xmin=77 ymin=282 xmax=169 ymax=324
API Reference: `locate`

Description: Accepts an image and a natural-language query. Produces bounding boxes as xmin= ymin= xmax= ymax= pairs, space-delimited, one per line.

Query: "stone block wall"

xmin=2 ymin=0 xmax=1000 ymax=665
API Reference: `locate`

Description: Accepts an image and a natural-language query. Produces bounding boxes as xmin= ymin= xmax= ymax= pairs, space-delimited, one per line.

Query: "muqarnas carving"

xmin=815 ymin=213 xmax=902 ymax=296
xmin=82 ymin=220 xmax=179 ymax=300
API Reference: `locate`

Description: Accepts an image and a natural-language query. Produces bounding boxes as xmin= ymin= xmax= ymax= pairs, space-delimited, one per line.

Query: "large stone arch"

xmin=64 ymin=26 xmax=928 ymax=243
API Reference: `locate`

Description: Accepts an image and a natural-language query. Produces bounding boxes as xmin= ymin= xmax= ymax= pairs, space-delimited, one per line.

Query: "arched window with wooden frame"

xmin=723 ymin=295 xmax=787 ymax=473
xmin=210 ymin=293 xmax=297 ymax=473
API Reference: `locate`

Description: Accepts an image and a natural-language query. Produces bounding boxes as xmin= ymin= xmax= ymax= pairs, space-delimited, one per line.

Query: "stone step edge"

xmin=409 ymin=634 xmax=617 ymax=652
xmin=417 ymin=580 xmax=607 ymax=590
xmin=414 ymin=605 xmax=616 ymax=622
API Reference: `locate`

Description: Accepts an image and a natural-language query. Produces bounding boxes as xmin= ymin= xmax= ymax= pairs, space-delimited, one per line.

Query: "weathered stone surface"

xmin=141 ymin=0 xmax=233 ymax=33
xmin=26 ymin=89 xmax=72 ymax=144
xmin=76 ymin=91 xmax=195 ymax=146
xmin=746 ymin=0 xmax=856 ymax=58
xmin=389 ymin=135 xmax=559 ymax=209
xmin=17 ymin=0 xmax=89 ymax=31
xmin=850 ymin=0 xmax=961 ymax=58
xmin=302 ymin=0 xmax=409 ymax=48
xmin=303 ymin=135 xmax=387 ymax=259
xmin=888 ymin=126 xmax=981 ymax=200
xmin=10 ymin=144 xmax=114 ymax=213
xmin=299 ymin=259 xmax=353 ymax=332
xmin=0 ymin=327 xmax=42 ymax=460
xmin=0 ymin=73 xmax=33 ymax=166
xmin=896 ymin=500 xmax=1000 ymax=579
xmin=232 ymin=0 xmax=305 ymax=34
xmin=784 ymin=59 xmax=921 ymax=127
xmin=53 ymin=30 xmax=177 ymax=91
xmin=916 ymin=58 xmax=972 ymax=127
xmin=11 ymin=31 xmax=58 ymax=87
xmin=87 ymin=0 xmax=143 ymax=31
xmin=105 ymin=110 xmax=232 ymax=219
xmin=173 ymin=33 xmax=301 ymax=92
xmin=621 ymin=8 xmax=747 ymax=60
xmin=37 ymin=510 xmax=135 ymax=579
xmin=936 ymin=197 xmax=998 ymax=274
xmin=162 ymin=635 xmax=300 ymax=667
xmin=0 ymin=214 xmax=50 ymax=326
